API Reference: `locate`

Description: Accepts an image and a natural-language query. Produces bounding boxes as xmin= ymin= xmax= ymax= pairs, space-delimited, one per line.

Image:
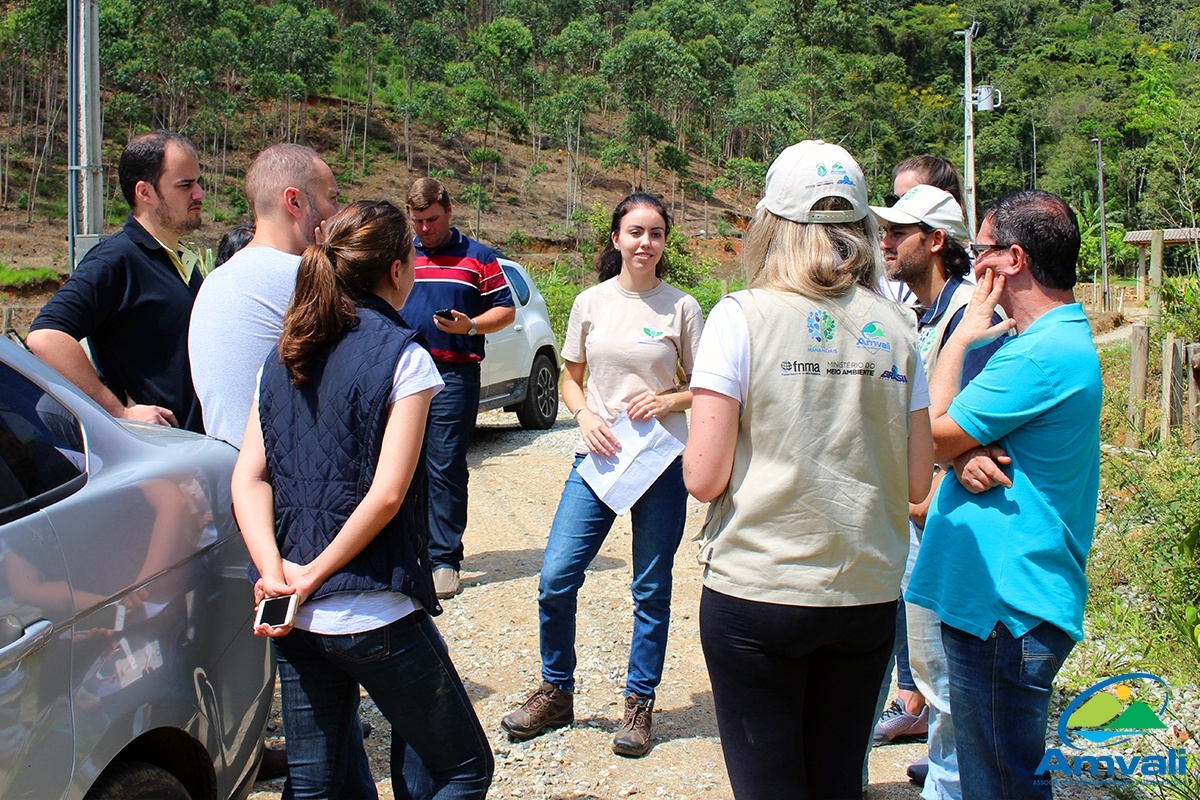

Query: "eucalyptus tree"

xmin=600 ymin=28 xmax=701 ymax=191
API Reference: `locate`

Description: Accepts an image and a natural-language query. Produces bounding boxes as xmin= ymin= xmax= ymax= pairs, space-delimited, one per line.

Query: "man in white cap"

xmin=869 ymin=184 xmax=1008 ymax=800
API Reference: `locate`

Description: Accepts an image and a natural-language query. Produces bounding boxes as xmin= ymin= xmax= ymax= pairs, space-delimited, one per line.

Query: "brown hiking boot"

xmin=611 ymin=693 xmax=654 ymax=757
xmin=501 ymin=681 xmax=574 ymax=741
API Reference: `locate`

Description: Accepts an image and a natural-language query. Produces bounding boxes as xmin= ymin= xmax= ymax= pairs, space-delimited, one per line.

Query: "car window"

xmin=501 ymin=264 xmax=530 ymax=306
xmin=0 ymin=362 xmax=86 ymax=522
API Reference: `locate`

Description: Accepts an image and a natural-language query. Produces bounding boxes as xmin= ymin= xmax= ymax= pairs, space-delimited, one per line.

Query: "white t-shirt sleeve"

xmin=908 ymin=357 xmax=930 ymax=412
xmin=391 ymin=342 xmax=444 ymax=403
xmin=689 ymin=296 xmax=749 ymax=406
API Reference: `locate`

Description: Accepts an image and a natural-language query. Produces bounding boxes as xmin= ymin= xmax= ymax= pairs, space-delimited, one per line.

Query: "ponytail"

xmin=276 ymin=201 xmax=414 ymax=385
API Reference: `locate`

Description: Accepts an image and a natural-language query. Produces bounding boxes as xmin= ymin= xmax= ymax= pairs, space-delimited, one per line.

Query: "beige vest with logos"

xmin=698 ymin=287 xmax=920 ymax=606
xmin=919 ymin=279 xmax=976 ymax=377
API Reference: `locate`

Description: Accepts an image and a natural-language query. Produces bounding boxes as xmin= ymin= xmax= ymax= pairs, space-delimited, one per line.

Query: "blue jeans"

xmin=539 ymin=455 xmax=686 ymax=698
xmin=426 ymin=363 xmax=481 ymax=570
xmin=941 ymin=620 xmax=1075 ymax=800
xmin=273 ymin=611 xmax=493 ymax=800
xmin=908 ymin=602 xmax=960 ymax=800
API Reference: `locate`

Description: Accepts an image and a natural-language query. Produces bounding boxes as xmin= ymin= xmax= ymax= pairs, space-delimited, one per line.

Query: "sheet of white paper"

xmin=576 ymin=413 xmax=685 ymax=515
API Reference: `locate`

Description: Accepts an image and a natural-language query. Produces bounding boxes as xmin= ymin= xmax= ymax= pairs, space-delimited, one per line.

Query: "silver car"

xmin=0 ymin=338 xmax=271 ymax=799
xmin=478 ymin=259 xmax=560 ymax=428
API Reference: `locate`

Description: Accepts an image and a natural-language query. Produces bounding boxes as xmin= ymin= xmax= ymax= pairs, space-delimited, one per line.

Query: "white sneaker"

xmin=433 ymin=567 xmax=460 ymax=598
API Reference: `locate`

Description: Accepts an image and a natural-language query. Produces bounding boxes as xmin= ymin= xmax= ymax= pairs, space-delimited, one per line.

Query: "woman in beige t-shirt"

xmin=501 ymin=193 xmax=703 ymax=758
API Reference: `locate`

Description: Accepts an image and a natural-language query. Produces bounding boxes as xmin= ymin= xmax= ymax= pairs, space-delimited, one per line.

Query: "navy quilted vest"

xmin=254 ymin=293 xmax=439 ymax=615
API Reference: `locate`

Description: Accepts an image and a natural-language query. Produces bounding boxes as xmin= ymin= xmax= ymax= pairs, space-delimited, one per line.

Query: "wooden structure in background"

xmin=1121 ymin=228 xmax=1200 ymax=315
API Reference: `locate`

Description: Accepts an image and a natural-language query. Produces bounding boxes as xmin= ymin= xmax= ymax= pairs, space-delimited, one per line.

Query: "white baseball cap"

xmin=871 ymin=185 xmax=969 ymax=243
xmin=757 ymin=140 xmax=869 ymax=224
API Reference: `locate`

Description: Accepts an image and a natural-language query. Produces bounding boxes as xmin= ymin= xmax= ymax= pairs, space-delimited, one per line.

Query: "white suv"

xmin=479 ymin=259 xmax=560 ymax=428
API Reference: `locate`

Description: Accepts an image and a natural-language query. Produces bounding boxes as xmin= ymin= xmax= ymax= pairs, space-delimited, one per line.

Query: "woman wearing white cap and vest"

xmin=684 ymin=141 xmax=934 ymax=800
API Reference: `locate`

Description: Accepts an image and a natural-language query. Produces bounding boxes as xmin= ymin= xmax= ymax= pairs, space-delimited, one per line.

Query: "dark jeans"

xmin=700 ymin=587 xmax=896 ymax=800
xmin=426 ymin=362 xmax=481 ymax=570
xmin=942 ymin=620 xmax=1075 ymax=800
xmin=273 ymin=611 xmax=493 ymax=800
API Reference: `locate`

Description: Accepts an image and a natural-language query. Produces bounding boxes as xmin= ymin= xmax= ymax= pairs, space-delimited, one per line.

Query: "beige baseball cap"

xmin=757 ymin=140 xmax=869 ymax=224
xmin=871 ymin=184 xmax=969 ymax=242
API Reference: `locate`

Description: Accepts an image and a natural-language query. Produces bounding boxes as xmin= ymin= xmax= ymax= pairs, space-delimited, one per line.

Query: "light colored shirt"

xmin=188 ymin=247 xmax=300 ymax=445
xmin=562 ymin=277 xmax=704 ymax=453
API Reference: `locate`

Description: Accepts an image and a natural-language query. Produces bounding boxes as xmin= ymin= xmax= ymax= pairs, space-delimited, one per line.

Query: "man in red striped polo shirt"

xmin=402 ymin=178 xmax=516 ymax=599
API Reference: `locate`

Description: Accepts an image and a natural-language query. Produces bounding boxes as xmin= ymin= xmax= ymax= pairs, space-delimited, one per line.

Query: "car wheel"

xmin=84 ymin=760 xmax=191 ymax=800
xmin=516 ymin=353 xmax=558 ymax=430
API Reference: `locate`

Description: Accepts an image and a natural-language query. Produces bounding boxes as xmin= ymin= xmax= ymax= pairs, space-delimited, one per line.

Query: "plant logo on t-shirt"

xmin=856 ymin=321 xmax=892 ymax=353
xmin=806 ymin=310 xmax=837 ymax=354
xmin=638 ymin=327 xmax=666 ymax=345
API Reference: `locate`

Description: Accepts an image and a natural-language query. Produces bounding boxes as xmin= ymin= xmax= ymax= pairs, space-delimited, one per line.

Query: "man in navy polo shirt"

xmin=29 ymin=130 xmax=206 ymax=433
xmin=402 ymin=178 xmax=515 ymax=598
xmin=907 ymin=190 xmax=1102 ymax=800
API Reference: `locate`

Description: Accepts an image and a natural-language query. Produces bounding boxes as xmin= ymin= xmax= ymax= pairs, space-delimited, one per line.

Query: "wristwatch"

xmin=467 ymin=318 xmax=477 ymax=336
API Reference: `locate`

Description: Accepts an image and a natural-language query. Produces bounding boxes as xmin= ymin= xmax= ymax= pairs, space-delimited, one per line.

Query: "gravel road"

xmin=248 ymin=408 xmax=1138 ymax=800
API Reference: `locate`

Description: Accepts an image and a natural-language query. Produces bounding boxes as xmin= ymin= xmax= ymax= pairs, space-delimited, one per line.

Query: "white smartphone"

xmin=93 ymin=602 xmax=126 ymax=631
xmin=254 ymin=594 xmax=299 ymax=628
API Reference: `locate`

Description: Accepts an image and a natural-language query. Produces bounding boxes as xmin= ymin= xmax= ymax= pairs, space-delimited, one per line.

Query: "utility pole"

xmin=68 ymin=0 xmax=105 ymax=270
xmin=1092 ymin=137 xmax=1110 ymax=311
xmin=956 ymin=22 xmax=981 ymax=239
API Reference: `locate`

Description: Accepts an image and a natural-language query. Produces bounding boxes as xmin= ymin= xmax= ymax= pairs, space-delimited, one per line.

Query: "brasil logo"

xmin=807 ymin=310 xmax=836 ymax=343
xmin=1038 ymin=672 xmax=1190 ymax=781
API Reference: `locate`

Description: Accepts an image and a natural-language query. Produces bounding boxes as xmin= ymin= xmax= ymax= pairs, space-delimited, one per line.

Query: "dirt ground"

xmin=243 ymin=409 xmax=978 ymax=800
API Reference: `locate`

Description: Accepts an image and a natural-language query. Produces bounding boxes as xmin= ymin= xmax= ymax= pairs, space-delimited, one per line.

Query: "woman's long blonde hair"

xmin=743 ymin=197 xmax=883 ymax=301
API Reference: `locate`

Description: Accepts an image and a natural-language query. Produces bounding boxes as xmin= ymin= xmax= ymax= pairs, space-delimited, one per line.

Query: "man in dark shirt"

xmin=28 ymin=130 xmax=206 ymax=432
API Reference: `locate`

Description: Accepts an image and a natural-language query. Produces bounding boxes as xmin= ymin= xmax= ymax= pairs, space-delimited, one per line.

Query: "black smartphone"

xmin=255 ymin=595 xmax=299 ymax=628
xmin=435 ymin=308 xmax=455 ymax=320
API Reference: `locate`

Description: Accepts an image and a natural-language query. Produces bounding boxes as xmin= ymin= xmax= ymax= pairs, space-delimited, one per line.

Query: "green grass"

xmin=1074 ymin=335 xmax=1200 ymax=695
xmin=0 ymin=265 xmax=59 ymax=288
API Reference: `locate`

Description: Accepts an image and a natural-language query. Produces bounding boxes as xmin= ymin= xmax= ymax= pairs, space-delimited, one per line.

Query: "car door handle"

xmin=513 ymin=325 xmax=524 ymax=331
xmin=0 ymin=619 xmax=54 ymax=669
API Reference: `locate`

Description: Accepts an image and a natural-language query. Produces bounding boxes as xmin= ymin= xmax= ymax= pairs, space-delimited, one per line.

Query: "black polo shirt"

xmin=31 ymin=215 xmax=205 ymax=433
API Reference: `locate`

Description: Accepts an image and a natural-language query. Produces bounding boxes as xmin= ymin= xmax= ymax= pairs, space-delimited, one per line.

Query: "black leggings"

xmin=700 ymin=587 xmax=896 ymax=800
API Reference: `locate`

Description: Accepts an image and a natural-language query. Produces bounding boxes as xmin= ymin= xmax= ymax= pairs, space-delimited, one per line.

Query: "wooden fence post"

xmin=1149 ymin=230 xmax=1164 ymax=321
xmin=1160 ymin=333 xmax=1184 ymax=443
xmin=1126 ymin=324 xmax=1150 ymax=448
xmin=1188 ymin=343 xmax=1200 ymax=454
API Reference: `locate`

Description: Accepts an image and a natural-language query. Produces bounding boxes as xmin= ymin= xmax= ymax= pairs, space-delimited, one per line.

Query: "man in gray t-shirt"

xmin=188 ymin=143 xmax=339 ymax=446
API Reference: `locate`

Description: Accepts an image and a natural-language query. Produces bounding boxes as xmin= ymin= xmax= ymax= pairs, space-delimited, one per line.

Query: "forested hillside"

xmin=2 ymin=0 xmax=1199 ymax=275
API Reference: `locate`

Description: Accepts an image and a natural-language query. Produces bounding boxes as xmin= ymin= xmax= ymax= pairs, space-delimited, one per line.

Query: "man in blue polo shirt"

xmin=29 ymin=131 xmax=206 ymax=433
xmin=401 ymin=178 xmax=515 ymax=598
xmin=907 ymin=189 xmax=1101 ymax=800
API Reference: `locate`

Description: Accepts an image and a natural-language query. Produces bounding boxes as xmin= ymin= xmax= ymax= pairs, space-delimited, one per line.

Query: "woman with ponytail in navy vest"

xmin=232 ymin=200 xmax=493 ymax=799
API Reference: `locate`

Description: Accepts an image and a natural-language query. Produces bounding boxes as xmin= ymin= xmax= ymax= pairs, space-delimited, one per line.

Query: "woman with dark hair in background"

xmin=502 ymin=193 xmax=704 ymax=758
xmin=214 ymin=223 xmax=255 ymax=268
xmin=231 ymin=200 xmax=492 ymax=799
xmin=685 ymin=141 xmax=933 ymax=799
